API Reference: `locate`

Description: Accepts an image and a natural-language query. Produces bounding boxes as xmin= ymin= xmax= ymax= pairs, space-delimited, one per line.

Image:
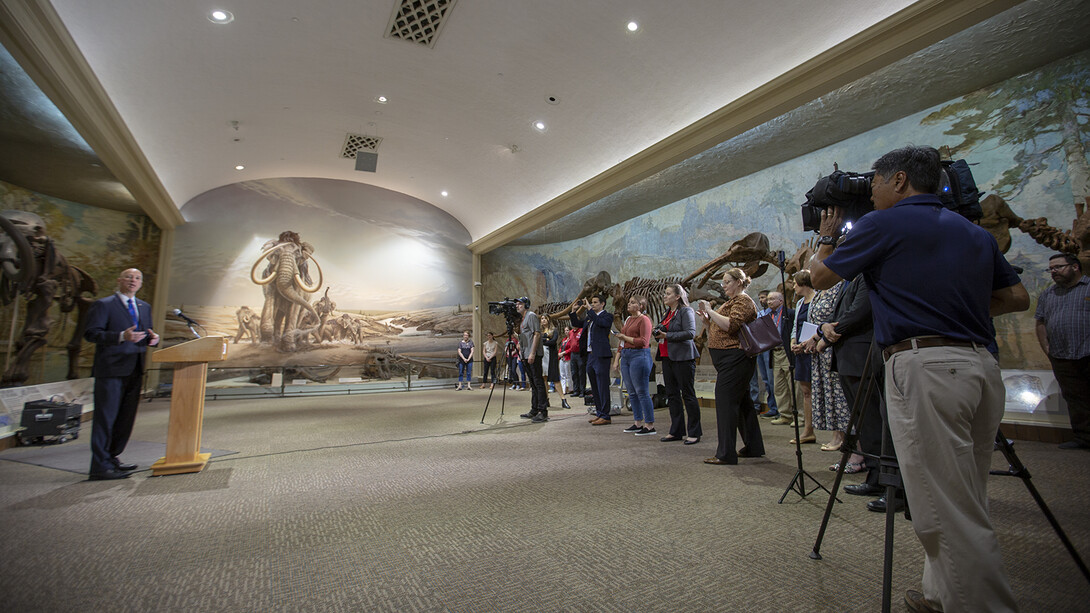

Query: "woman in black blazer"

xmin=653 ymin=283 xmax=701 ymax=444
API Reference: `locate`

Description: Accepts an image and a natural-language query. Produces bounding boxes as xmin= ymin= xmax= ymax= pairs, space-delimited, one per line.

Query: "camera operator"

xmin=809 ymin=145 xmax=1028 ymax=613
xmin=515 ymin=297 xmax=548 ymax=423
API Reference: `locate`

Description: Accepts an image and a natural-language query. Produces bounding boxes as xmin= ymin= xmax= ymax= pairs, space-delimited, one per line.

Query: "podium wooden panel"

xmin=149 ymin=336 xmax=227 ymax=476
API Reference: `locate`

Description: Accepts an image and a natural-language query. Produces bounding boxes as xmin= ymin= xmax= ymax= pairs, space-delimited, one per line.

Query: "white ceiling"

xmin=44 ymin=0 xmax=916 ymax=242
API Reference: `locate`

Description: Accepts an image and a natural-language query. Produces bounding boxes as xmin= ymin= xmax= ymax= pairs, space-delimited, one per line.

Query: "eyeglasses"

xmin=1046 ymin=263 xmax=1074 ymax=273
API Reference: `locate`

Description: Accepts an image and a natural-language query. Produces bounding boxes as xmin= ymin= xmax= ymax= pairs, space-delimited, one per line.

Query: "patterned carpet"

xmin=0 ymin=388 xmax=1086 ymax=612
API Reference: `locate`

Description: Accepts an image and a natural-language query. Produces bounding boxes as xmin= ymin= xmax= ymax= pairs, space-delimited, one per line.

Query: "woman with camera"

xmin=696 ymin=267 xmax=765 ymax=465
xmin=541 ymin=315 xmax=571 ymax=409
xmin=654 ymin=283 xmax=701 ymax=444
xmin=615 ymin=295 xmax=654 ymax=435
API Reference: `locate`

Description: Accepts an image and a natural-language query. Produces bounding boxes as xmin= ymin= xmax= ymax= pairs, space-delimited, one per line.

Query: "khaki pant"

xmin=770 ymin=347 xmax=798 ymax=419
xmin=884 ymin=344 xmax=1017 ymax=612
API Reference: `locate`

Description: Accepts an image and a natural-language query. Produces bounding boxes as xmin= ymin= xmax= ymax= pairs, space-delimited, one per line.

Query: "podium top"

xmin=151 ymin=336 xmax=228 ymax=363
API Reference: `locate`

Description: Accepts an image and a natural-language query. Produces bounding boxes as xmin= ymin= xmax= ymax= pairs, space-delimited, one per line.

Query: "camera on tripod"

xmin=488 ymin=298 xmax=523 ymax=332
xmin=799 ymin=159 xmax=984 ymax=232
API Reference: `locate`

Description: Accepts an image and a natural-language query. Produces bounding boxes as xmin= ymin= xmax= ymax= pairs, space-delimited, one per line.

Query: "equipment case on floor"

xmin=18 ymin=399 xmax=82 ymax=445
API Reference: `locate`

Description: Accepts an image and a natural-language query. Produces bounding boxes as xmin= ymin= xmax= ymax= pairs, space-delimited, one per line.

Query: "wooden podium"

xmin=149 ymin=336 xmax=228 ymax=476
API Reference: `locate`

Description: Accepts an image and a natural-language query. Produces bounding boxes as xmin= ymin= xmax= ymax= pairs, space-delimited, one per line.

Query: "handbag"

xmin=738 ymin=312 xmax=782 ymax=358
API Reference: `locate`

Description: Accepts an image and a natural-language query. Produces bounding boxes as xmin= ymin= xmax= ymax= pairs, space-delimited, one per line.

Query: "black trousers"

xmin=481 ymin=357 xmax=497 ymax=383
xmin=90 ymin=367 xmax=143 ymax=474
xmin=526 ymin=356 xmax=547 ymax=415
xmin=1051 ymin=355 xmax=1090 ymax=444
xmin=662 ymin=357 xmax=701 ymax=439
xmin=840 ymin=372 xmax=889 ymax=486
xmin=569 ymin=352 xmax=586 ymax=396
xmin=710 ymin=348 xmax=762 ymax=463
xmin=587 ymin=355 xmax=613 ymax=419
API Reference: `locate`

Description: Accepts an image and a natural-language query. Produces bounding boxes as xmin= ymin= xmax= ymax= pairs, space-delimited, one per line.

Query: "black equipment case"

xmin=18 ymin=399 xmax=82 ymax=445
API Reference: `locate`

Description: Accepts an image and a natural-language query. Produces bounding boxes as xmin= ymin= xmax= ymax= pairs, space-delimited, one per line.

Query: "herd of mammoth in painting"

xmin=0 ymin=186 xmax=1085 ymax=388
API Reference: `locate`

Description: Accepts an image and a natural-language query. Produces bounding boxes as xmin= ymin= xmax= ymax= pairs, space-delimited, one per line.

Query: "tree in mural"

xmin=921 ymin=53 xmax=1090 ymax=269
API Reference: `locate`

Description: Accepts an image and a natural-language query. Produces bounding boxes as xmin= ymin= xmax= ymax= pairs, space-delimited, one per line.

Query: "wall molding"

xmin=0 ymin=0 xmax=183 ymax=230
xmin=468 ymin=0 xmax=1022 ymax=255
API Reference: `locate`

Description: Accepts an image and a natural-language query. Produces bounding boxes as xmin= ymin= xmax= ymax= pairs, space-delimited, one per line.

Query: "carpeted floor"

xmin=0 ymin=388 xmax=1086 ymax=612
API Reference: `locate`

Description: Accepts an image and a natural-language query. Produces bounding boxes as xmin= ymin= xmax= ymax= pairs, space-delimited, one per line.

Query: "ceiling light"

xmin=375 ymin=96 xmax=388 ymax=104
xmin=441 ymin=191 xmax=448 ymax=197
xmin=235 ymin=165 xmax=245 ymax=170
xmin=627 ymin=21 xmax=639 ymax=32
xmin=532 ymin=121 xmax=547 ymax=132
xmin=208 ymin=9 xmax=234 ymax=24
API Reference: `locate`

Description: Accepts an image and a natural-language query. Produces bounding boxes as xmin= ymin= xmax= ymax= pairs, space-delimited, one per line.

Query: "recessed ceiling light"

xmin=374 ymin=96 xmax=388 ymax=104
xmin=208 ymin=9 xmax=234 ymax=24
xmin=441 ymin=191 xmax=449 ymax=197
xmin=235 ymin=165 xmax=245 ymax=170
xmin=545 ymin=95 xmax=560 ymax=105
xmin=532 ymin=121 xmax=547 ymax=132
xmin=627 ymin=21 xmax=639 ymax=32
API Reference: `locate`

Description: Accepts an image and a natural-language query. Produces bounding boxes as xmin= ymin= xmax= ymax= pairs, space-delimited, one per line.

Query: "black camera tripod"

xmin=480 ymin=322 xmax=519 ymax=424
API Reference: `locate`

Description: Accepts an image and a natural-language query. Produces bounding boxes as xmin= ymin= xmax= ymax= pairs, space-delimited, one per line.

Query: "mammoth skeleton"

xmin=0 ymin=211 xmax=97 ymax=387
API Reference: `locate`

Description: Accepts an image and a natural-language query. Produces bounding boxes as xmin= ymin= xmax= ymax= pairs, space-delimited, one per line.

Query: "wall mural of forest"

xmin=167 ymin=177 xmax=472 ymax=381
xmin=483 ymin=50 xmax=1090 ymax=377
xmin=0 ymin=180 xmax=161 ymax=386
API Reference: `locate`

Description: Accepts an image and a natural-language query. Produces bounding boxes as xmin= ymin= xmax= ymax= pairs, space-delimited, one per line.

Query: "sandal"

xmin=844 ymin=462 xmax=865 ymax=474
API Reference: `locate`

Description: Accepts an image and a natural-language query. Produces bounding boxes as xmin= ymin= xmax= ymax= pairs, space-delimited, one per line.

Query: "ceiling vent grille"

xmin=340 ymin=133 xmax=383 ymax=159
xmin=385 ymin=0 xmax=458 ymax=48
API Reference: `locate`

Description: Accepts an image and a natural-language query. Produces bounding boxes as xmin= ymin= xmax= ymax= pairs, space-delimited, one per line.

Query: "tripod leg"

xmin=993 ymin=429 xmax=1090 ymax=584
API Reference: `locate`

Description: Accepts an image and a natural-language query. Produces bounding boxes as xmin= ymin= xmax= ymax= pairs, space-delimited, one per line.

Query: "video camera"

xmin=800 ymin=159 xmax=983 ymax=232
xmin=488 ymin=298 xmax=523 ymax=333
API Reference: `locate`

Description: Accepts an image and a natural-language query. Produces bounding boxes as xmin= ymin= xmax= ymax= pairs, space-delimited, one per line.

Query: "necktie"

xmin=127 ymin=298 xmax=139 ymax=328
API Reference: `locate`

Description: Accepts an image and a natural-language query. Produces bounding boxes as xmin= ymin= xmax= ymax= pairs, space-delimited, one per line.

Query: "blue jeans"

xmin=458 ymin=360 xmax=472 ymax=383
xmin=620 ymin=348 xmax=653 ymax=424
xmin=756 ymin=350 xmax=777 ymax=410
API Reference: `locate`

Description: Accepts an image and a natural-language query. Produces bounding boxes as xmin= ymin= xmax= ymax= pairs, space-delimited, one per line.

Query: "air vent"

xmin=385 ymin=0 xmax=458 ymax=48
xmin=341 ymin=133 xmax=383 ymax=159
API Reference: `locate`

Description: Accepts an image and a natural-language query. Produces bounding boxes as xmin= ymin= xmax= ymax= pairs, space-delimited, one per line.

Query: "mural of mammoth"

xmin=250 ymin=231 xmax=325 ymax=352
xmin=234 ymin=306 xmax=261 ymax=343
xmin=0 ymin=210 xmax=97 ymax=387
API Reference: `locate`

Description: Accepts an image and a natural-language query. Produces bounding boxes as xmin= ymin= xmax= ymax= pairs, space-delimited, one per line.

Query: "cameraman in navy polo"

xmin=810 ymin=145 xmax=1028 ymax=613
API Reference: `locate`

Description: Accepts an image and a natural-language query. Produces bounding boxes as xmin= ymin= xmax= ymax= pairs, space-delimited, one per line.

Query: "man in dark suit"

xmin=84 ymin=268 xmax=159 ymax=480
xmin=818 ymin=273 xmax=891 ymax=508
xmin=574 ymin=294 xmax=614 ymax=425
xmin=766 ymin=291 xmax=798 ymax=426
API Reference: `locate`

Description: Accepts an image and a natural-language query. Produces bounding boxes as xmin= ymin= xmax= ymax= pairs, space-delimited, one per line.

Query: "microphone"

xmin=172 ymin=308 xmax=199 ymax=325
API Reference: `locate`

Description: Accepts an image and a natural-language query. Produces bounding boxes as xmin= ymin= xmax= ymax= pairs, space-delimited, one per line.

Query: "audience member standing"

xmin=568 ymin=302 xmax=590 ymax=404
xmin=481 ymin=332 xmax=499 ymax=389
xmin=654 ymin=284 xmax=701 ymax=444
xmin=616 ymin=295 xmax=655 ymax=436
xmin=697 ymin=268 xmax=765 ymax=465
xmin=789 ymin=271 xmax=817 ymax=444
xmin=766 ymin=291 xmax=798 ymax=426
xmin=541 ymin=315 xmax=570 ymax=409
xmin=806 ymin=279 xmax=851 ymax=452
xmin=456 ymin=331 xmax=474 ymax=390
xmin=1035 ymin=253 xmax=1090 ymax=449
xmin=516 ymin=297 xmax=547 ymax=422
xmin=578 ymin=295 xmax=615 ymax=425
xmin=754 ymin=290 xmax=778 ymax=418
xmin=84 ymin=268 xmax=160 ymax=480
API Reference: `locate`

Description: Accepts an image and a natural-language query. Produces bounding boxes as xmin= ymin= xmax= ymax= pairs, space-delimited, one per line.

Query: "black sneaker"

xmin=634 ymin=427 xmax=657 ymax=436
xmin=519 ymin=412 xmax=535 ymax=419
xmin=623 ymin=425 xmax=641 ymax=433
xmin=531 ymin=414 xmax=549 ymax=423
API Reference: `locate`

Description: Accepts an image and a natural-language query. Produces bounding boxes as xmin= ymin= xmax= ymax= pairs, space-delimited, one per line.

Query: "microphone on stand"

xmin=172 ymin=308 xmax=199 ymax=325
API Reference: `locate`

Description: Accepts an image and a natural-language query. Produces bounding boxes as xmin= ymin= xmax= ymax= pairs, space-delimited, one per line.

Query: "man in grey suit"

xmin=84 ymin=268 xmax=159 ymax=480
